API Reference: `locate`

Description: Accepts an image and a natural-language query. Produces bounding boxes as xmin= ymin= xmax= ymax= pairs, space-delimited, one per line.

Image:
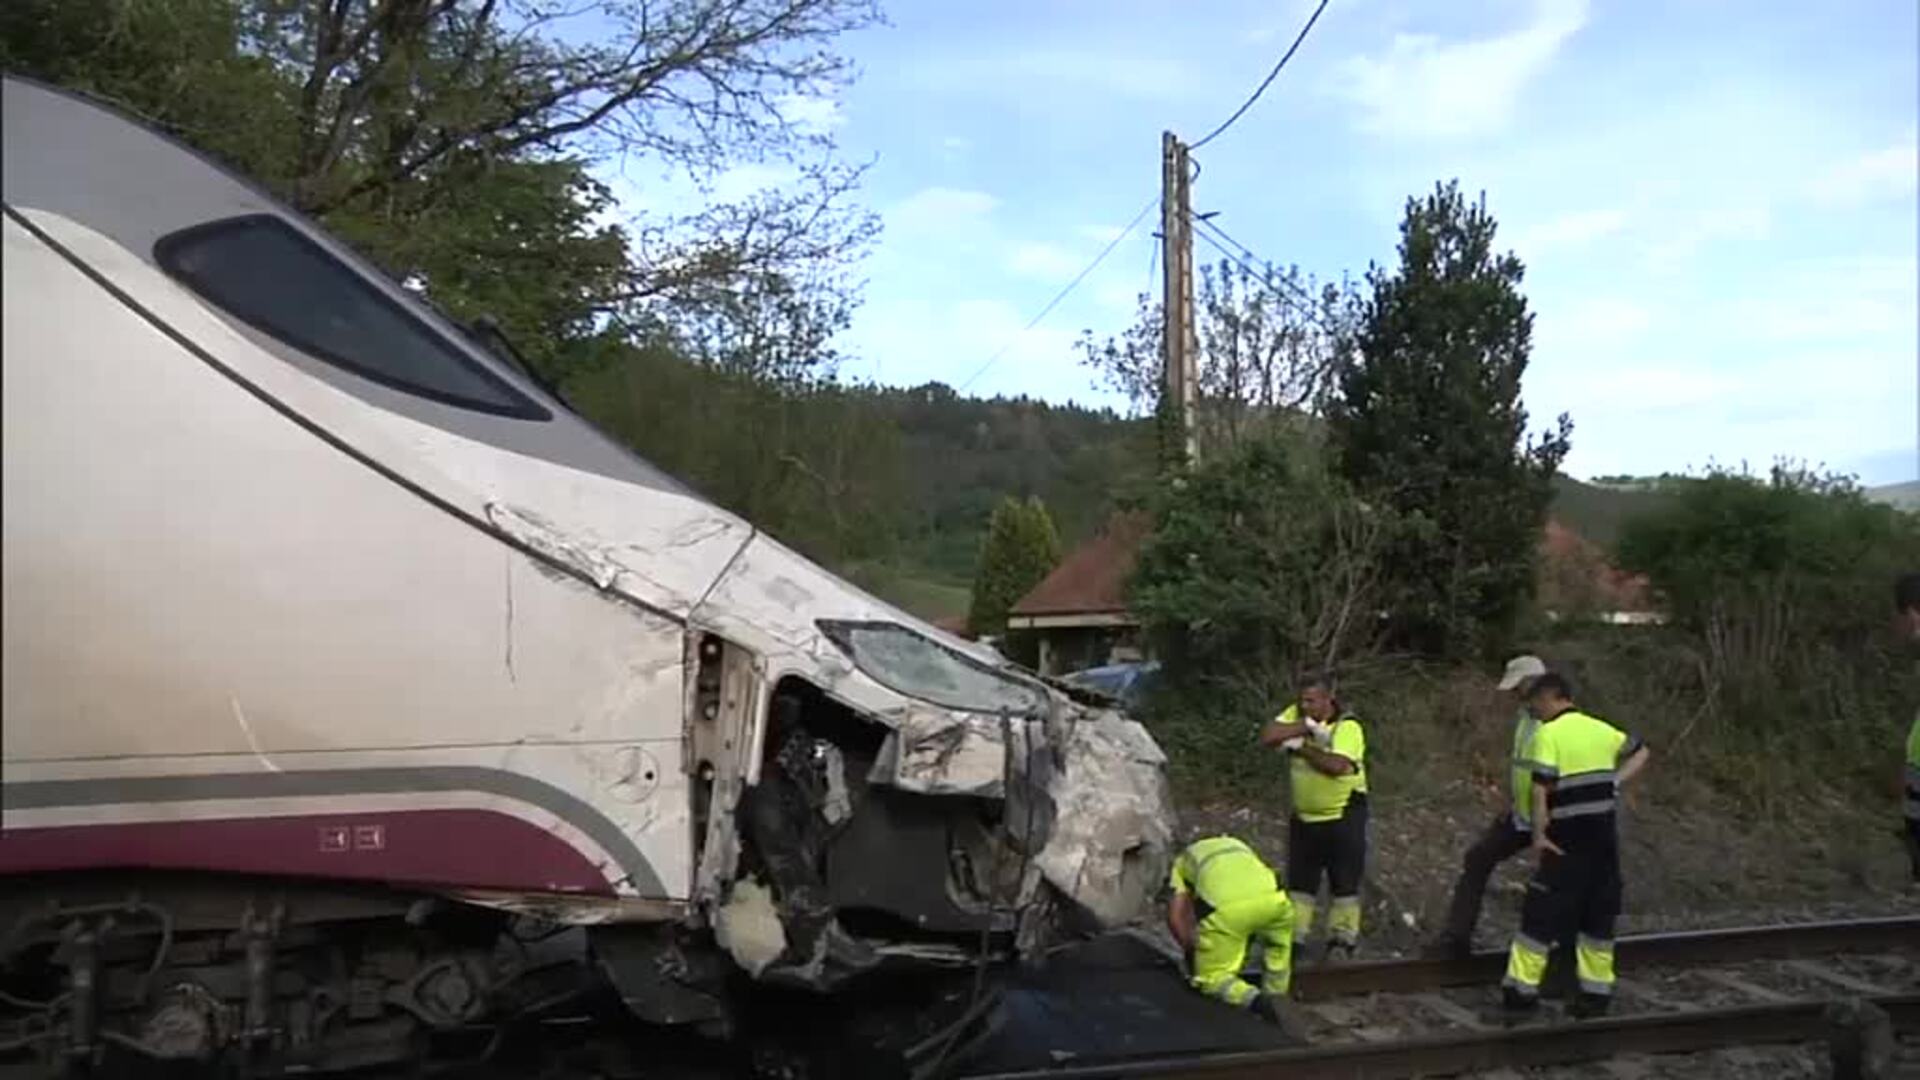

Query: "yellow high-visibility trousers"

xmin=1192 ymin=890 xmax=1295 ymax=1006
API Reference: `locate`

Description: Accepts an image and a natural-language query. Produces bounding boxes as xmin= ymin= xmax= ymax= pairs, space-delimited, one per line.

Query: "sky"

xmin=607 ymin=0 xmax=1919 ymax=486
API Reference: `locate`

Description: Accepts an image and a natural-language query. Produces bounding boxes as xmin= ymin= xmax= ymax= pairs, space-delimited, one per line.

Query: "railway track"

xmin=956 ymin=915 xmax=1920 ymax=1080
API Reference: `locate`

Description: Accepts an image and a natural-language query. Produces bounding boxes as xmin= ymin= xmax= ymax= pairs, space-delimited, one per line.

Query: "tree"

xmin=1078 ymin=257 xmax=1359 ymax=462
xmin=1328 ymin=181 xmax=1571 ymax=658
xmin=967 ymin=497 xmax=1062 ymax=638
xmin=1126 ymin=429 xmax=1395 ymax=791
xmin=1 ymin=0 xmax=881 ymax=384
xmin=1617 ymin=464 xmax=1920 ymax=739
xmin=1131 ymin=430 xmax=1393 ymax=690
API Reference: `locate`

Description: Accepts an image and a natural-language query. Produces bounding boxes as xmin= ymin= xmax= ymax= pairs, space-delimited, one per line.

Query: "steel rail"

xmin=1293 ymin=914 xmax=1920 ymax=1000
xmin=961 ymin=993 xmax=1920 ymax=1080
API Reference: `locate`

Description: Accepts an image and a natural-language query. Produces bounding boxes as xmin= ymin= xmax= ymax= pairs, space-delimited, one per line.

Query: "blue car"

xmin=1062 ymin=661 xmax=1162 ymax=713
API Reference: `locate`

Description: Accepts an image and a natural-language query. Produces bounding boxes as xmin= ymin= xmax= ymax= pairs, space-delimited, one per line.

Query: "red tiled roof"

xmin=1010 ymin=511 xmax=1152 ymax=618
xmin=1540 ymin=518 xmax=1655 ymax=612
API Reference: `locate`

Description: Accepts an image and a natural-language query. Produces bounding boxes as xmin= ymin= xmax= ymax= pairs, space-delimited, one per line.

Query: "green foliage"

xmin=1329 ymin=181 xmax=1571 ymax=659
xmin=564 ymin=346 xmax=907 ymax=569
xmin=1550 ymin=475 xmax=1674 ymax=548
xmin=966 ymin=498 xmax=1062 ymax=638
xmin=1127 ymin=430 xmax=1399 ymax=790
xmin=2 ymin=0 xmax=879 ymax=387
xmin=1078 ymin=258 xmax=1359 ymax=466
xmin=1610 ymin=465 xmax=1919 ymax=810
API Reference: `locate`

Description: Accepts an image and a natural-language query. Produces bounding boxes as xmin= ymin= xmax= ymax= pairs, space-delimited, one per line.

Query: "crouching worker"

xmin=1167 ymin=836 xmax=1294 ymax=1026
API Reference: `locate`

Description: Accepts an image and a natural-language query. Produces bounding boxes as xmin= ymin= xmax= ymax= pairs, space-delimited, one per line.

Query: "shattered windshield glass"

xmin=820 ymin=621 xmax=1048 ymax=716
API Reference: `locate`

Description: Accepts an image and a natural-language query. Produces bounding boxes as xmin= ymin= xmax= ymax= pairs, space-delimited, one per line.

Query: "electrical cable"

xmin=1189 ymin=0 xmax=1333 ymax=150
xmin=956 ymin=195 xmax=1158 ymax=392
xmin=1190 ymin=213 xmax=1336 ymax=330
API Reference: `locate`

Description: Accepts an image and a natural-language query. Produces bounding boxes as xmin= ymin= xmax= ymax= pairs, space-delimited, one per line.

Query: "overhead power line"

xmin=956 ymin=194 xmax=1158 ymax=392
xmin=1189 ymin=212 xmax=1337 ymax=331
xmin=1190 ymin=0 xmax=1332 ymax=150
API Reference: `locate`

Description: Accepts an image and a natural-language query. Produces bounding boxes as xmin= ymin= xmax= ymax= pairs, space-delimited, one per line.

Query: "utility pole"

xmin=1160 ymin=131 xmax=1198 ymax=469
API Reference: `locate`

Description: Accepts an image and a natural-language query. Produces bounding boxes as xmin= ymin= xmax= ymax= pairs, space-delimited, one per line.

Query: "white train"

xmin=0 ymin=74 xmax=1173 ymax=1073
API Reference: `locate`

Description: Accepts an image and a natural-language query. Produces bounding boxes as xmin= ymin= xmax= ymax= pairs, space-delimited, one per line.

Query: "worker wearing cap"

xmin=1429 ymin=654 xmax=1549 ymax=959
xmin=1260 ymin=673 xmax=1368 ymax=961
xmin=1166 ymin=836 xmax=1294 ymax=1024
xmin=1502 ymin=672 xmax=1652 ymax=1019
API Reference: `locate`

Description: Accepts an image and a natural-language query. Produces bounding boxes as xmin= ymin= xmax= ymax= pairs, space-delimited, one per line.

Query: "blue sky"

xmin=610 ymin=0 xmax=1919 ymax=485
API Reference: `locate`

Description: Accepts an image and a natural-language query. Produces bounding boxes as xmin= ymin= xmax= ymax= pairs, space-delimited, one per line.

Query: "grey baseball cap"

xmin=1496 ymin=655 xmax=1547 ymax=691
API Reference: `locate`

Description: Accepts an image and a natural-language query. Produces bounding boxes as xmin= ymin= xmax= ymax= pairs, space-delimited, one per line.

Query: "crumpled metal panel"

xmin=1029 ymin=711 xmax=1175 ymax=929
xmin=864 ymin=701 xmax=1173 ymax=931
xmin=868 ymin=707 xmax=1017 ymax=798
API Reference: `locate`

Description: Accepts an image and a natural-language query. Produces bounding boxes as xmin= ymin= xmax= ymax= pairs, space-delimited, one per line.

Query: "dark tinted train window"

xmin=155 ymin=215 xmax=548 ymax=419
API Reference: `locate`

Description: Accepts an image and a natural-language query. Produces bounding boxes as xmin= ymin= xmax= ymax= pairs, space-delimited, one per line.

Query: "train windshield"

xmin=819 ymin=621 xmax=1046 ymax=716
xmin=155 ymin=214 xmax=549 ymax=420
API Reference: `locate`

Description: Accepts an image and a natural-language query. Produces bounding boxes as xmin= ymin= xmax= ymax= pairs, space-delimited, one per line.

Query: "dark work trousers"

xmin=1906 ymin=817 xmax=1920 ymax=882
xmin=1518 ymin=844 xmax=1622 ymax=972
xmin=1438 ymin=813 xmax=1533 ymax=947
xmin=1286 ymin=793 xmax=1369 ymax=899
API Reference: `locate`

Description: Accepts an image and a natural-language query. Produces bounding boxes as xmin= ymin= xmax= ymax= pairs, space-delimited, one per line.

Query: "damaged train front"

xmin=654 ymin=599 xmax=1178 ymax=1015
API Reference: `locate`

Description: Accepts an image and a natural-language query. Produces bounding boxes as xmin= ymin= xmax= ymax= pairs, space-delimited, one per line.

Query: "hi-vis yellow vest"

xmin=1275 ymin=703 xmax=1368 ymax=823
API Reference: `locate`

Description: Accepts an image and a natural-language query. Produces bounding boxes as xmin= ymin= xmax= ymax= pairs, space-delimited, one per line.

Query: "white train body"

xmin=0 ymin=75 xmax=1172 ymax=1066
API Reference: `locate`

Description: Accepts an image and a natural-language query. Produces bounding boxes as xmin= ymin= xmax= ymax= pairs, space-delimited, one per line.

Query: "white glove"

xmin=1304 ymin=718 xmax=1334 ymax=746
xmin=1281 ymin=735 xmax=1306 ymax=751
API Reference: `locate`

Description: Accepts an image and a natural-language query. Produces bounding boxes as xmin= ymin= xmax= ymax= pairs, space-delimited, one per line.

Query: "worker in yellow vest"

xmin=1895 ymin=573 xmax=1920 ymax=885
xmin=1430 ymin=654 xmax=1549 ymax=959
xmin=1260 ymin=673 xmax=1368 ymax=961
xmin=1502 ymin=672 xmax=1651 ymax=1019
xmin=1165 ymin=836 xmax=1294 ymax=1025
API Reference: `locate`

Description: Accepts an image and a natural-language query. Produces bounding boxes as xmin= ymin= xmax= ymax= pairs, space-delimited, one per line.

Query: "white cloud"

xmin=1552 ymin=297 xmax=1652 ymax=344
xmin=887 ymin=187 xmax=999 ymax=233
xmin=1332 ymin=0 xmax=1589 ymax=138
xmin=1643 ymin=203 xmax=1772 ymax=269
xmin=1009 ymin=242 xmax=1086 ymax=282
xmin=1245 ymin=0 xmax=1335 ymax=44
xmin=707 ymin=163 xmax=801 ymax=204
xmin=1514 ymin=208 xmax=1628 ymax=258
xmin=774 ymin=93 xmax=845 ymax=136
xmin=918 ymin=49 xmax=1199 ymax=103
xmin=1808 ymin=130 xmax=1918 ymax=206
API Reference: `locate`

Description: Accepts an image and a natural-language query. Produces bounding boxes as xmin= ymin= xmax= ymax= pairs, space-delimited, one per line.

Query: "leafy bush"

xmin=1129 ymin=430 xmax=1399 ymax=790
xmin=1615 ymin=464 xmax=1920 ymax=805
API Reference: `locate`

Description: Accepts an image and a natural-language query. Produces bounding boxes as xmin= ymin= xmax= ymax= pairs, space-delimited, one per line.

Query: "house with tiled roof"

xmin=1009 ymin=511 xmax=1659 ymax=674
xmin=1006 ymin=511 xmax=1152 ymax=675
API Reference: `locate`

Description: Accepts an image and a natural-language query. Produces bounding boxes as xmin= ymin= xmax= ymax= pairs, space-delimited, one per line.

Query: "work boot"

xmin=1251 ymin=994 xmax=1307 ymax=1042
xmin=1323 ymin=940 xmax=1356 ymax=965
xmin=1499 ymin=986 xmax=1540 ymax=1025
xmin=1568 ymin=992 xmax=1611 ymax=1020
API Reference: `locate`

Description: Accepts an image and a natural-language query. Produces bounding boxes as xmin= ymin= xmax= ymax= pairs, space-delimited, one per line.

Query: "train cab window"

xmin=155 ymin=215 xmax=548 ymax=419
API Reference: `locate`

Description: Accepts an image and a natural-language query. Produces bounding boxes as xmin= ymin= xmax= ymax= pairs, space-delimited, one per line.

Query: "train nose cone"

xmin=1032 ymin=709 xmax=1176 ymax=928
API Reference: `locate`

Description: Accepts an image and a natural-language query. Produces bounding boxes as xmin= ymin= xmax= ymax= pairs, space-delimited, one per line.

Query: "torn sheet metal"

xmin=860 ymin=701 xmax=1172 ymax=932
xmin=868 ymin=707 xmax=1020 ymax=798
xmin=1029 ymin=711 xmax=1175 ymax=930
